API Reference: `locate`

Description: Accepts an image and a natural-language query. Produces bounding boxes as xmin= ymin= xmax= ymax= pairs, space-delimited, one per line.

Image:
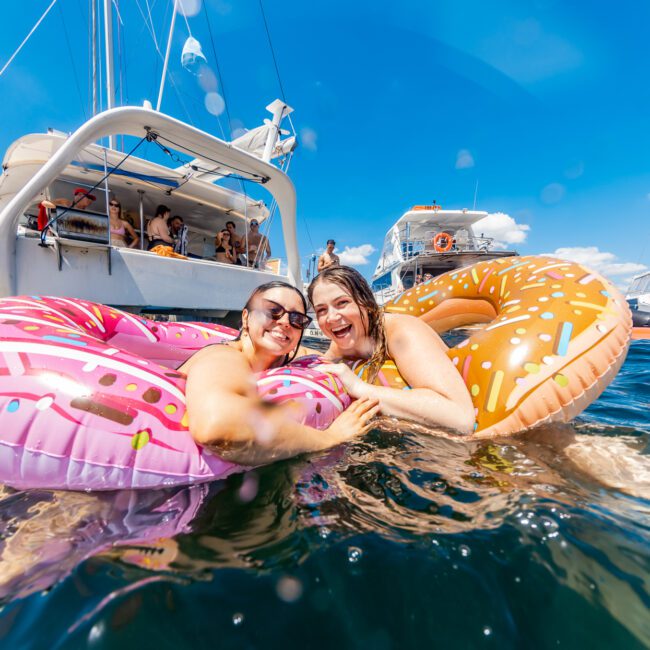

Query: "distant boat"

xmin=371 ymin=203 xmax=518 ymax=304
xmin=626 ymin=271 xmax=650 ymax=338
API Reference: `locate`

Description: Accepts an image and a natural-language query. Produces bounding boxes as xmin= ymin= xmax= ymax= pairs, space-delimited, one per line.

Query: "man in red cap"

xmin=38 ymin=187 xmax=97 ymax=230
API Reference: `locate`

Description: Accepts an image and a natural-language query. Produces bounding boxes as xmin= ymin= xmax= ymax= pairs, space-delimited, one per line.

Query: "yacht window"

xmin=371 ymin=271 xmax=392 ymax=292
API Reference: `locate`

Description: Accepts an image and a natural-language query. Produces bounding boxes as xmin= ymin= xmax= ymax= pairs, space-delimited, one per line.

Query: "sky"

xmin=1 ymin=0 xmax=649 ymax=288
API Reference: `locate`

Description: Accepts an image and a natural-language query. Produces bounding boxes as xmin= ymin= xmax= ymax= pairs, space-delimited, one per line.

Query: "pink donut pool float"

xmin=0 ymin=296 xmax=350 ymax=491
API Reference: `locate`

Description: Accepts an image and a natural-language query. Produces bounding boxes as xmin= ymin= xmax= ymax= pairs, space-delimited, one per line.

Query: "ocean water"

xmin=0 ymin=341 xmax=648 ymax=649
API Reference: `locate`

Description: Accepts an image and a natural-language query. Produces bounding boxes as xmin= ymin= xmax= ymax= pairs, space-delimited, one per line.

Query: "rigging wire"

xmin=40 ymin=133 xmax=150 ymax=244
xmin=147 ymin=130 xmax=270 ymax=182
xmin=0 ymin=0 xmax=60 ymax=78
xmin=57 ymin=3 xmax=87 ymax=121
xmin=134 ymin=0 xmax=197 ymax=128
xmin=258 ymin=0 xmax=287 ymax=103
xmin=202 ymin=0 xmax=233 ymax=139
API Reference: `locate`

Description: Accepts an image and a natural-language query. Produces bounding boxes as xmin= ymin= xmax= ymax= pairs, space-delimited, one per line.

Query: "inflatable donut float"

xmin=0 ymin=296 xmax=350 ymax=491
xmin=359 ymin=255 xmax=632 ymax=437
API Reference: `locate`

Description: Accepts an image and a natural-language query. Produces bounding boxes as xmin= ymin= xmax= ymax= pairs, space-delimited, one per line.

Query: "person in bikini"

xmin=146 ymin=204 xmax=174 ymax=250
xmin=108 ymin=198 xmax=139 ymax=248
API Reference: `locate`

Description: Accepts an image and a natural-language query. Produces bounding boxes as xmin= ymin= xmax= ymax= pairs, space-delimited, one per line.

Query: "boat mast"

xmin=92 ymin=0 xmax=97 ymax=116
xmin=103 ymin=0 xmax=115 ymax=148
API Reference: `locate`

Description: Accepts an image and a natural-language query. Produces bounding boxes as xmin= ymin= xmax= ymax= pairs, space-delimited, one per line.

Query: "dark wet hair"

xmin=240 ymin=281 xmax=308 ymax=363
xmin=155 ymin=204 xmax=171 ymax=218
xmin=308 ymin=265 xmax=387 ymax=382
xmin=167 ymin=215 xmax=183 ymax=227
xmin=226 ymin=220 xmax=236 ymax=228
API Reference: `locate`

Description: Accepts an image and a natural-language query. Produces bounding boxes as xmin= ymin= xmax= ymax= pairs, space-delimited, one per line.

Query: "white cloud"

xmin=548 ymin=246 xmax=648 ymax=289
xmin=337 ymin=243 xmax=376 ymax=266
xmin=455 ymin=149 xmax=475 ymax=169
xmin=473 ymin=212 xmax=530 ymax=250
xmin=300 ymin=127 xmax=318 ymax=152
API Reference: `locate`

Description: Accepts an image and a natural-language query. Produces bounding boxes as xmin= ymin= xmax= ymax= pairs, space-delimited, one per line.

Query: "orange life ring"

xmin=433 ymin=232 xmax=453 ymax=252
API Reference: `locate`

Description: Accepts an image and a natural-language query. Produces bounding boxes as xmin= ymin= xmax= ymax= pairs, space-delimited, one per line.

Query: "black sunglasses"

xmin=256 ymin=299 xmax=312 ymax=330
xmin=110 ymin=202 xmax=120 ymax=207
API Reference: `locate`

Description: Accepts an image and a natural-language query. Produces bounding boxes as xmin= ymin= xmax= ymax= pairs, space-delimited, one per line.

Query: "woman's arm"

xmin=321 ymin=315 xmax=475 ymax=434
xmin=125 ymin=222 xmax=140 ymax=249
xmin=184 ymin=345 xmax=379 ymax=465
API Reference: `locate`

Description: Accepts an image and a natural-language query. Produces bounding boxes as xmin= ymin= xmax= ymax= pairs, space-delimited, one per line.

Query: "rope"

xmin=40 ymin=134 xmax=149 ymax=244
xmin=0 ymin=0 xmax=60 ymax=77
xmin=258 ymin=0 xmax=287 ymax=103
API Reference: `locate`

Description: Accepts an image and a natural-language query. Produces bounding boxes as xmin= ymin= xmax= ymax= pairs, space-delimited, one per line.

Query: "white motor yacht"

xmin=626 ymin=271 xmax=650 ymax=327
xmin=371 ymin=204 xmax=518 ymax=304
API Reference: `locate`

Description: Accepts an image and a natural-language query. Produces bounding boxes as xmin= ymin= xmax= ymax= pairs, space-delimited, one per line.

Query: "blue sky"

xmin=1 ymin=0 xmax=649 ymax=286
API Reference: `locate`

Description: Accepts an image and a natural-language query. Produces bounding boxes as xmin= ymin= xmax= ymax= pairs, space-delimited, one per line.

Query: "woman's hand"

xmin=319 ymin=363 xmax=369 ymax=399
xmin=325 ymin=396 xmax=380 ymax=445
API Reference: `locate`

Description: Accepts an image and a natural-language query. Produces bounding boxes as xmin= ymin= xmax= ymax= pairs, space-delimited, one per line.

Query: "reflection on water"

xmin=0 ymin=343 xmax=649 ymax=648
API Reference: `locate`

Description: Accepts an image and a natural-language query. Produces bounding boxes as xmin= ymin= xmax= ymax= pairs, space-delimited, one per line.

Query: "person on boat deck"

xmin=168 ymin=215 xmax=188 ymax=256
xmin=225 ymin=220 xmax=244 ymax=265
xmin=306 ymin=265 xmax=474 ymax=434
xmin=177 ymin=281 xmax=379 ymax=465
xmin=423 ymin=273 xmax=433 ymax=282
xmin=38 ymin=187 xmax=97 ymax=230
xmin=414 ymin=274 xmax=423 ymax=285
xmin=108 ymin=198 xmax=139 ymax=248
xmin=317 ymin=239 xmax=340 ymax=273
xmin=146 ymin=204 xmax=174 ymax=250
xmin=246 ymin=219 xmax=271 ymax=268
xmin=214 ymin=229 xmax=236 ymax=264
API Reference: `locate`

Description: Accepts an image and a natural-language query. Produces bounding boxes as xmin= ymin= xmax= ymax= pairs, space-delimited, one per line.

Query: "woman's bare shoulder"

xmin=178 ymin=340 xmax=242 ymax=373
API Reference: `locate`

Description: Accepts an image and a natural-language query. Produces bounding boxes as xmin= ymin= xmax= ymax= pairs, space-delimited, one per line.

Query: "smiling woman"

xmin=178 ymin=281 xmax=380 ymax=464
xmin=307 ymin=266 xmax=475 ymax=434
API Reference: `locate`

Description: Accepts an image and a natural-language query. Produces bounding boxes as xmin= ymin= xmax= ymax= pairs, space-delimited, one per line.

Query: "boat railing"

xmin=399 ymin=233 xmax=495 ymax=258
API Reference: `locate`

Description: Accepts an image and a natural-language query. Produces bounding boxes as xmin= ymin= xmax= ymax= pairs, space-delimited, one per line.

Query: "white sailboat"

xmin=0 ymin=2 xmax=301 ymax=320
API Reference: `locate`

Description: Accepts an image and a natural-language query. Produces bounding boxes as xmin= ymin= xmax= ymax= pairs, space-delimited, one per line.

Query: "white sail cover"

xmin=374 ymin=224 xmax=404 ymax=276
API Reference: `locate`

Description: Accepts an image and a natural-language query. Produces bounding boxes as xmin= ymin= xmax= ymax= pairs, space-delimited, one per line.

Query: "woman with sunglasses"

xmin=178 ymin=281 xmax=380 ymax=466
xmin=108 ymin=199 xmax=140 ymax=249
xmin=214 ymin=229 xmax=236 ymax=264
xmin=307 ymin=266 xmax=474 ymax=434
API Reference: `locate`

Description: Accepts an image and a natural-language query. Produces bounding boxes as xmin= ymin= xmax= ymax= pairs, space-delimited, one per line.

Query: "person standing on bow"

xmin=317 ymin=239 xmax=340 ymax=273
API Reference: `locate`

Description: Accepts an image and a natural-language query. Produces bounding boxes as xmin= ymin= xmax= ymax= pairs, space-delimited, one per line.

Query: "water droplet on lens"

xmin=483 ymin=626 xmax=492 ymax=636
xmin=459 ymin=545 xmax=471 ymax=557
xmin=232 ymin=612 xmax=244 ymax=626
xmin=276 ymin=576 xmax=303 ymax=603
xmin=348 ymin=546 xmax=362 ymax=563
